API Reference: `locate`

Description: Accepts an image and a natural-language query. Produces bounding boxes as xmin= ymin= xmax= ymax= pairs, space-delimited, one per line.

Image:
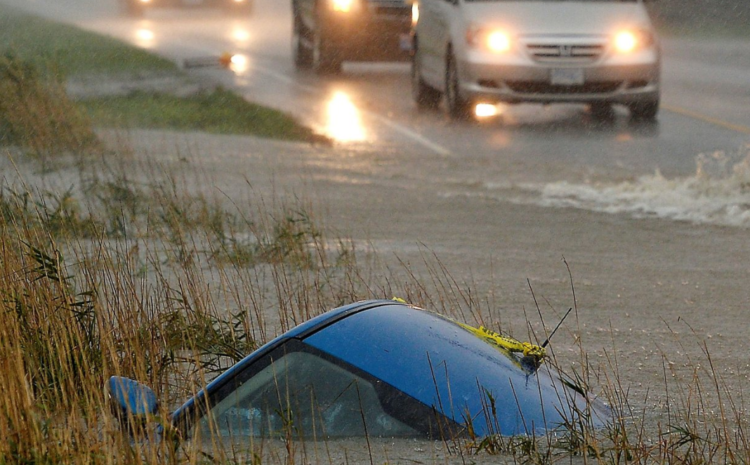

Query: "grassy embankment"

xmin=0 ymin=4 xmax=316 ymax=143
xmin=2 ymin=3 xmax=750 ymax=465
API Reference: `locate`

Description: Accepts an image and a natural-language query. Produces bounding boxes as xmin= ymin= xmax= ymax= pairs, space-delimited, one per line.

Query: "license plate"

xmin=551 ymin=68 xmax=584 ymax=86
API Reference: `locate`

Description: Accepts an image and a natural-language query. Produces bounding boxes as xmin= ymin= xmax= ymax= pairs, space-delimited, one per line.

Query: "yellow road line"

xmin=663 ymin=104 xmax=750 ymax=135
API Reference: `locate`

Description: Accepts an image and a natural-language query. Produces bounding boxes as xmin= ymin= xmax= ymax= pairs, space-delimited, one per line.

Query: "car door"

xmin=418 ymin=0 xmax=459 ymax=89
xmin=416 ymin=0 xmax=450 ymax=87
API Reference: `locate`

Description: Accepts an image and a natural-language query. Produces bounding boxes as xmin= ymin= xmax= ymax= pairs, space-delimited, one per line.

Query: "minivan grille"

xmin=526 ymin=43 xmax=605 ymax=64
xmin=506 ymin=80 xmax=622 ymax=95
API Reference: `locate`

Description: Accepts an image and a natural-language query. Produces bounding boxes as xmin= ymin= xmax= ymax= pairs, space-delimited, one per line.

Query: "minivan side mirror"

xmin=107 ymin=376 xmax=159 ymax=418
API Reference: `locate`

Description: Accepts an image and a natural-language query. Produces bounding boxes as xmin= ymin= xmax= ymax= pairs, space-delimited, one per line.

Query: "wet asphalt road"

xmin=3 ymin=0 xmax=749 ymax=189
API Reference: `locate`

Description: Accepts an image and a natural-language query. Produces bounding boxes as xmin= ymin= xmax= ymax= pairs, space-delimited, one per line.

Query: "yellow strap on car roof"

xmin=457 ymin=322 xmax=546 ymax=362
xmin=391 ymin=297 xmax=546 ymax=366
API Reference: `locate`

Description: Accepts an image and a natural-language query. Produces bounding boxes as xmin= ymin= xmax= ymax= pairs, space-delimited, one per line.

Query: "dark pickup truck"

xmin=292 ymin=0 xmax=413 ymax=73
xmin=122 ymin=0 xmax=253 ymax=16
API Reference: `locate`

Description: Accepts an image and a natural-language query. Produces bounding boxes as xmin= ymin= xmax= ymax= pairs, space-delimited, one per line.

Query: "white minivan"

xmin=411 ymin=0 xmax=661 ymax=120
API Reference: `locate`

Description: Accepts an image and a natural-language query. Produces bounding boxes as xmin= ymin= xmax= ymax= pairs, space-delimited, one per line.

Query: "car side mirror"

xmin=107 ymin=376 xmax=159 ymax=418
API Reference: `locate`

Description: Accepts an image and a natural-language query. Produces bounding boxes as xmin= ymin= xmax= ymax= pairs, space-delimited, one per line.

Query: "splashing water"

xmin=540 ymin=146 xmax=750 ymax=227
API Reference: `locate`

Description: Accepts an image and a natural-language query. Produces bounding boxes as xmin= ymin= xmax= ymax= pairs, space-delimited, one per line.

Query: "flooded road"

xmin=3 ymin=0 xmax=749 ymax=225
xmin=2 ymin=0 xmax=750 ymax=461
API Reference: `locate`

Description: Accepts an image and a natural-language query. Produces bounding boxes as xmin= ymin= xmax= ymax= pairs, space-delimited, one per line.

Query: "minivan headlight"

xmin=467 ymin=28 xmax=512 ymax=53
xmin=613 ymin=29 xmax=655 ymax=54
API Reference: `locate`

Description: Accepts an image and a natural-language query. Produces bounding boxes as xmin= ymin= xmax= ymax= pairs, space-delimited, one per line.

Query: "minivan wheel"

xmin=628 ymin=97 xmax=660 ymax=121
xmin=445 ymin=52 xmax=472 ymax=120
xmin=412 ymin=49 xmax=442 ymax=110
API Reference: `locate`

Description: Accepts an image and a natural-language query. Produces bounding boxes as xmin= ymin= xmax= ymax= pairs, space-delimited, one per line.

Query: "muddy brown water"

xmin=5 ymin=129 xmax=750 ymax=462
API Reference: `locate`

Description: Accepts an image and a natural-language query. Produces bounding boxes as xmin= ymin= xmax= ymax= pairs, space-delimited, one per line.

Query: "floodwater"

xmin=1 ymin=0 xmax=749 ymax=461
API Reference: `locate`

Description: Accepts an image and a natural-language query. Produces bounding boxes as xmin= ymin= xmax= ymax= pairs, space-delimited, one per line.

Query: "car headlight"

xmin=467 ymin=28 xmax=512 ymax=53
xmin=330 ymin=0 xmax=358 ymax=12
xmin=412 ymin=3 xmax=419 ymax=27
xmin=613 ymin=29 xmax=655 ymax=54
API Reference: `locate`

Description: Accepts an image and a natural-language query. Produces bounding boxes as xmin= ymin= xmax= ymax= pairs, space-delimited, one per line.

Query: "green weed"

xmin=80 ymin=89 xmax=319 ymax=142
xmin=0 ymin=4 xmax=176 ymax=78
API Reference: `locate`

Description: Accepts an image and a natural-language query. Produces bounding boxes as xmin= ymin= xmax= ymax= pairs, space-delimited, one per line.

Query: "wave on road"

xmin=537 ymin=147 xmax=750 ymax=227
xmin=448 ymin=146 xmax=750 ymax=228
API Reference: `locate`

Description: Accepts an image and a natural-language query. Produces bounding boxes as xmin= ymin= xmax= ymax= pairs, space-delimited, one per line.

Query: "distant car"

xmin=122 ymin=0 xmax=253 ymax=16
xmin=292 ymin=0 xmax=414 ymax=74
xmin=411 ymin=0 xmax=661 ymax=120
xmin=109 ymin=300 xmax=610 ymax=440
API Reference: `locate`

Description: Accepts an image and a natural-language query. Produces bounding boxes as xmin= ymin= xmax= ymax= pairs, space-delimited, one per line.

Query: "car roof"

xmin=172 ymin=300 xmax=610 ymax=437
xmin=305 ymin=303 xmax=609 ymax=436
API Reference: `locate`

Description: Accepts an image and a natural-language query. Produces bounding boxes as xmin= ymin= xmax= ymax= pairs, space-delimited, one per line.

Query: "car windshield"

xmin=191 ymin=351 xmax=419 ymax=440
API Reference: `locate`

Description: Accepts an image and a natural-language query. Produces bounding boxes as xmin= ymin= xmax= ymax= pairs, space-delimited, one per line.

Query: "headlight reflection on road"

xmin=135 ymin=28 xmax=156 ymax=48
xmin=232 ymin=28 xmax=251 ymax=44
xmin=326 ymin=92 xmax=366 ymax=142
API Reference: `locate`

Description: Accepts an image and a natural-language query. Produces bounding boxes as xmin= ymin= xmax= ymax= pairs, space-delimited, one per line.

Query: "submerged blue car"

xmin=109 ymin=300 xmax=610 ymax=440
